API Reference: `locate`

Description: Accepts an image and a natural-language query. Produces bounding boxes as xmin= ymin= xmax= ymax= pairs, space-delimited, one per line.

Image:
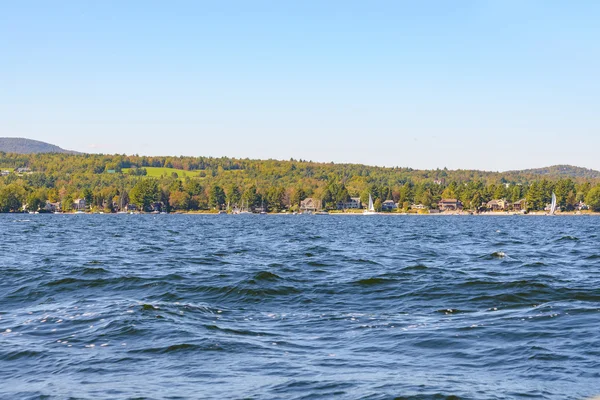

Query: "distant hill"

xmin=507 ymin=165 xmax=600 ymax=179
xmin=0 ymin=138 xmax=79 ymax=154
xmin=0 ymin=138 xmax=598 ymax=181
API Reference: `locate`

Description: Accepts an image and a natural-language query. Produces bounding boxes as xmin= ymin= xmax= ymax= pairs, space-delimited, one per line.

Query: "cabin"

xmin=125 ymin=204 xmax=138 ymax=212
xmin=73 ymin=198 xmax=86 ymax=211
xmin=575 ymin=201 xmax=588 ymax=211
xmin=150 ymin=202 xmax=163 ymax=212
xmin=0 ymin=170 xmax=10 ymax=176
xmin=512 ymin=199 xmax=527 ymax=211
xmin=337 ymin=197 xmax=361 ymax=210
xmin=300 ymin=198 xmax=320 ymax=212
xmin=438 ymin=199 xmax=463 ymax=211
xmin=486 ymin=199 xmax=509 ymax=211
xmin=381 ymin=200 xmax=398 ymax=211
xmin=411 ymin=203 xmax=427 ymax=210
xmin=45 ymin=201 xmax=61 ymax=212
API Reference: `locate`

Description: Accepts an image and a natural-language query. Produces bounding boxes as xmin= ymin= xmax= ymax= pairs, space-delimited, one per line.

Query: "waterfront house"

xmin=300 ymin=198 xmax=319 ymax=212
xmin=487 ymin=199 xmax=509 ymax=211
xmin=73 ymin=198 xmax=86 ymax=211
xmin=512 ymin=199 xmax=527 ymax=211
xmin=337 ymin=197 xmax=361 ymax=210
xmin=45 ymin=201 xmax=61 ymax=212
xmin=575 ymin=201 xmax=588 ymax=211
xmin=381 ymin=200 xmax=398 ymax=211
xmin=150 ymin=202 xmax=163 ymax=212
xmin=411 ymin=203 xmax=427 ymax=210
xmin=438 ymin=199 xmax=463 ymax=211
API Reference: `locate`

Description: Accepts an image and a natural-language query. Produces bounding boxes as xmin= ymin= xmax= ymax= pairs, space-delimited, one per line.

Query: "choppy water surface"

xmin=1 ymin=215 xmax=599 ymax=399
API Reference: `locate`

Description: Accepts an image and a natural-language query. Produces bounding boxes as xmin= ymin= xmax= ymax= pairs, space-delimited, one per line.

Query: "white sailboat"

xmin=550 ymin=192 xmax=557 ymax=215
xmin=239 ymin=200 xmax=252 ymax=214
xmin=363 ymin=194 xmax=377 ymax=215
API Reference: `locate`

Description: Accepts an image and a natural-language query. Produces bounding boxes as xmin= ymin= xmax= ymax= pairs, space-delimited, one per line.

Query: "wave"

xmin=353 ymin=277 xmax=396 ymax=286
xmin=204 ymin=324 xmax=274 ymax=337
xmin=251 ymin=271 xmax=282 ymax=282
xmin=556 ymin=235 xmax=580 ymax=242
xmin=402 ymin=264 xmax=429 ymax=271
xmin=130 ymin=343 xmax=221 ymax=354
xmin=0 ymin=350 xmax=46 ymax=361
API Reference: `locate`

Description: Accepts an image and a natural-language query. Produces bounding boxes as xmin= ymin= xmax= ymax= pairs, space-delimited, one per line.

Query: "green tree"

xmin=83 ymin=188 xmax=93 ymax=205
xmin=509 ymin=185 xmax=522 ymax=203
xmin=169 ymin=191 xmax=191 ymax=210
xmin=208 ymin=185 xmax=226 ymax=209
xmin=130 ymin=179 xmax=159 ymax=211
xmin=526 ymin=181 xmax=545 ymax=211
xmin=398 ymin=184 xmax=412 ymax=205
xmin=291 ymin=187 xmax=306 ymax=208
xmin=241 ymin=185 xmax=258 ymax=208
xmin=336 ymin=184 xmax=350 ymax=204
xmin=62 ymin=195 xmax=74 ymax=212
xmin=585 ymin=186 xmax=600 ymax=212
xmin=225 ymin=184 xmax=242 ymax=207
xmin=441 ymin=182 xmax=457 ymax=199
xmin=0 ymin=183 xmax=26 ymax=212
xmin=554 ymin=179 xmax=576 ymax=209
xmin=493 ymin=184 xmax=506 ymax=200
xmin=374 ymin=198 xmax=382 ymax=212
xmin=565 ymin=190 xmax=577 ymax=211
xmin=266 ymin=186 xmax=285 ymax=211
xmin=420 ymin=189 xmax=433 ymax=208
xmin=185 ymin=180 xmax=204 ymax=196
xmin=471 ymin=192 xmax=483 ymax=210
xmin=26 ymin=189 xmax=47 ymax=212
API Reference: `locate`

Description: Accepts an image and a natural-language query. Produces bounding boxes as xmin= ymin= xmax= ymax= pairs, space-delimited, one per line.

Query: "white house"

xmin=337 ymin=197 xmax=361 ymax=209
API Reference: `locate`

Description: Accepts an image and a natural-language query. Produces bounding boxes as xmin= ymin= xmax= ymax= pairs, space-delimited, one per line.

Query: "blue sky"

xmin=1 ymin=1 xmax=599 ymax=171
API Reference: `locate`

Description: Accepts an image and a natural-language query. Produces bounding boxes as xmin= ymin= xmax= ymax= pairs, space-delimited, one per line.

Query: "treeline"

xmin=1 ymin=152 xmax=600 ymax=212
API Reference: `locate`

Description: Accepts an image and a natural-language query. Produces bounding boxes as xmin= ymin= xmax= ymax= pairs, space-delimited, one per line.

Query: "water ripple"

xmin=1 ymin=214 xmax=599 ymax=399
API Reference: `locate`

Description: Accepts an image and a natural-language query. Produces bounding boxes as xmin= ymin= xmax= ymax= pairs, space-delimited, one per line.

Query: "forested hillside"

xmin=509 ymin=165 xmax=600 ymax=179
xmin=0 ymin=138 xmax=78 ymax=154
xmin=1 ymin=152 xmax=600 ymax=212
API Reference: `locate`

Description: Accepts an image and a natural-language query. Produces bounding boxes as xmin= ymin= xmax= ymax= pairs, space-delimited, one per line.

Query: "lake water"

xmin=1 ymin=214 xmax=599 ymax=399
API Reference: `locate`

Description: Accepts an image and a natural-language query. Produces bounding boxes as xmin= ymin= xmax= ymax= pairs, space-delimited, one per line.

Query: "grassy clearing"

xmin=122 ymin=167 xmax=200 ymax=178
xmin=121 ymin=167 xmax=245 ymax=178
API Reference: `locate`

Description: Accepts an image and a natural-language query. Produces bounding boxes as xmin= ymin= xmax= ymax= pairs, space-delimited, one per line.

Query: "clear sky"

xmin=1 ymin=1 xmax=599 ymax=171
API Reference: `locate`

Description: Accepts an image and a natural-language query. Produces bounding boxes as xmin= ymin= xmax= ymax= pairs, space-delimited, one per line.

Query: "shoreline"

xmin=9 ymin=210 xmax=600 ymax=216
xmin=15 ymin=212 xmax=597 ymax=216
